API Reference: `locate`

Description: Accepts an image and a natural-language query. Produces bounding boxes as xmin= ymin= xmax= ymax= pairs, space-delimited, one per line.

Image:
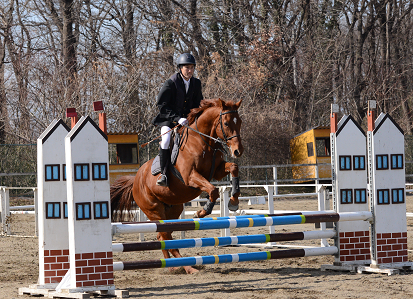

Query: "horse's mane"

xmin=186 ymin=98 xmax=238 ymax=126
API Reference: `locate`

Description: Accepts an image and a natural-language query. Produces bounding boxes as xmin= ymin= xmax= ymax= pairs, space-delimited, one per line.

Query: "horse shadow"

xmin=121 ymin=266 xmax=349 ymax=298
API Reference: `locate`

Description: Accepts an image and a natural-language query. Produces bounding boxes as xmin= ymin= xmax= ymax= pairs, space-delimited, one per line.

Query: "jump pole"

xmin=120 ymin=211 xmax=304 ymax=225
xmin=112 ymin=230 xmax=337 ymax=252
xmin=111 ymin=212 xmax=372 ymax=235
xmin=113 ymin=247 xmax=339 ymax=271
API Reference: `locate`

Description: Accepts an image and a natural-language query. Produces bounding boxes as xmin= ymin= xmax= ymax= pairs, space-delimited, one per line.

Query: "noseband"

xmin=219 ymin=110 xmax=241 ymax=143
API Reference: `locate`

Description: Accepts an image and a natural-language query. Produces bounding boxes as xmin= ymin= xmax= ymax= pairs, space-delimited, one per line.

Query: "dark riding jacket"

xmin=152 ymin=72 xmax=203 ymax=128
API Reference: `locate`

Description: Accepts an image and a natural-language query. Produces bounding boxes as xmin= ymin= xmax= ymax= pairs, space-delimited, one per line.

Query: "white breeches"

xmin=160 ymin=126 xmax=172 ymax=149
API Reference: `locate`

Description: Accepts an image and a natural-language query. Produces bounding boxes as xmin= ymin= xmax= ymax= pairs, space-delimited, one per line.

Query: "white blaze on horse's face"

xmin=223 ymin=114 xmax=243 ymax=158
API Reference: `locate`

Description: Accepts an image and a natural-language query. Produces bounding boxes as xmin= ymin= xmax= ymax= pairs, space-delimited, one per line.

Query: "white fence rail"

xmin=1 ymin=162 xmax=413 ymax=237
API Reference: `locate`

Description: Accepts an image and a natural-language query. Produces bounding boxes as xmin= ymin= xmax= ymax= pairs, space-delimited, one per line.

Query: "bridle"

xmin=218 ymin=110 xmax=241 ymax=142
xmin=182 ymin=109 xmax=240 ymax=147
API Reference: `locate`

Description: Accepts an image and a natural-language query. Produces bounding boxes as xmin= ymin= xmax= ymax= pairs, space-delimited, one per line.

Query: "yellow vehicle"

xmin=290 ymin=126 xmax=331 ymax=181
xmin=107 ymin=131 xmax=140 ymax=184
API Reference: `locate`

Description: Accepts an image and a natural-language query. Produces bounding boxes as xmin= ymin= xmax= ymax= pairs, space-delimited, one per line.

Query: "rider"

xmin=152 ymin=53 xmax=204 ymax=187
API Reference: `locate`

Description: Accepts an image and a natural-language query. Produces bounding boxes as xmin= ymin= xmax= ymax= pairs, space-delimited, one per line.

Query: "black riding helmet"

xmin=176 ymin=53 xmax=196 ymax=68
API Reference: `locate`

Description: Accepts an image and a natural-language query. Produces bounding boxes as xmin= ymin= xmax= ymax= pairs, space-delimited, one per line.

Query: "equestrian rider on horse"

xmin=152 ymin=53 xmax=204 ymax=187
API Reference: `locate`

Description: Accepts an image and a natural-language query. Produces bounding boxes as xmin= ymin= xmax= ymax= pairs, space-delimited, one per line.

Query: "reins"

xmin=183 ymin=110 xmax=240 ymax=146
xmin=183 ymin=121 xmax=225 ymax=146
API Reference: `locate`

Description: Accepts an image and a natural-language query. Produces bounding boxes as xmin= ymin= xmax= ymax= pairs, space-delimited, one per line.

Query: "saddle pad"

xmin=151 ymin=155 xmax=185 ymax=184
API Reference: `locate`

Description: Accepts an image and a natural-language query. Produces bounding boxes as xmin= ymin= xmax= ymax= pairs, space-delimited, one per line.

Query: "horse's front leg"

xmin=213 ymin=161 xmax=240 ymax=212
xmin=188 ymin=171 xmax=220 ymax=218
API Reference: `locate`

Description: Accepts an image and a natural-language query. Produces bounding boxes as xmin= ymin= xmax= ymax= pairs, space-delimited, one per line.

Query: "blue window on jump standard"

xmin=376 ymin=155 xmax=389 ymax=170
xmin=92 ymin=163 xmax=108 ymax=180
xmin=353 ymin=156 xmax=365 ymax=170
xmin=46 ymin=202 xmax=60 ymax=219
xmin=76 ymin=202 xmax=91 ymax=220
xmin=63 ymin=164 xmax=66 ymax=181
xmin=341 ymin=189 xmax=353 ymax=204
xmin=339 ymin=156 xmax=352 ymax=170
xmin=94 ymin=201 xmax=109 ymax=219
xmin=392 ymin=188 xmax=405 ymax=204
xmin=354 ymin=189 xmax=367 ymax=203
xmin=391 ymin=154 xmax=403 ymax=169
xmin=74 ymin=164 xmax=89 ymax=181
xmin=63 ymin=202 xmax=68 ymax=218
xmin=45 ymin=164 xmax=60 ymax=181
xmin=377 ymin=189 xmax=390 ymax=204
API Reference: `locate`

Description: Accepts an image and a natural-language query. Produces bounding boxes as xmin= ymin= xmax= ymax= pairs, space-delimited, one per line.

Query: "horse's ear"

xmin=217 ymin=98 xmax=225 ymax=108
xmin=236 ymin=99 xmax=243 ymax=109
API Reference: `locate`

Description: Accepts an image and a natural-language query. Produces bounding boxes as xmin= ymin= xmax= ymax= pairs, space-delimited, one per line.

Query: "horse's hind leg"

xmin=157 ymin=204 xmax=199 ymax=274
xmin=157 ymin=231 xmax=198 ymax=274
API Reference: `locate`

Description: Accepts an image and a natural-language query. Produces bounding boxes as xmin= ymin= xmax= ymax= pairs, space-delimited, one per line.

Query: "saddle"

xmin=151 ymin=132 xmax=185 ymax=184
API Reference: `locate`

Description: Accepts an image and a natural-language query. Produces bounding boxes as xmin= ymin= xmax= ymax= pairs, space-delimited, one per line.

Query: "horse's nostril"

xmin=234 ymin=150 xmax=240 ymax=157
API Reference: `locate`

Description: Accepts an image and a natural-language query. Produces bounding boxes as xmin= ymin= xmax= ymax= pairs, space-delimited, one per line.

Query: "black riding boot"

xmin=156 ymin=149 xmax=170 ymax=187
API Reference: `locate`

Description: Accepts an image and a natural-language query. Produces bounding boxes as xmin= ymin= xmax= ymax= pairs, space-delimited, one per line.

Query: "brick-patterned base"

xmin=44 ymin=249 xmax=70 ymax=283
xmin=339 ymin=231 xmax=370 ymax=262
xmin=75 ymin=251 xmax=114 ymax=288
xmin=376 ymin=232 xmax=408 ymax=264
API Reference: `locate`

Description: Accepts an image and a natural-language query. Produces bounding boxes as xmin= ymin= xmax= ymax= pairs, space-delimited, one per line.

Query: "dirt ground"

xmin=2 ymin=196 xmax=413 ymax=299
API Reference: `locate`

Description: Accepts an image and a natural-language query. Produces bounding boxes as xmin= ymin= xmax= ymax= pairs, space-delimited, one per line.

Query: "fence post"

xmin=220 ymin=186 xmax=230 ymax=237
xmin=180 ymin=203 xmax=186 ymax=239
xmin=315 ymin=164 xmax=320 ymax=193
xmin=33 ymin=187 xmax=39 ymax=237
xmin=1 ymin=188 xmax=11 ymax=235
xmin=264 ymin=186 xmax=275 ymax=235
xmin=0 ymin=187 xmax=4 ymax=234
xmin=273 ymin=166 xmax=278 ymax=196
xmin=138 ymin=208 xmax=146 ymax=241
xmin=317 ymin=185 xmax=329 ymax=247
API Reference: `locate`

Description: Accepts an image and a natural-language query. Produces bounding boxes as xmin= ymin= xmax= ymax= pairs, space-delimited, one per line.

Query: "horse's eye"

xmin=224 ymin=122 xmax=229 ymax=127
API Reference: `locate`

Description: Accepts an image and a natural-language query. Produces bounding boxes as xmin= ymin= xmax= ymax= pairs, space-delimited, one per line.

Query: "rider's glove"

xmin=178 ymin=118 xmax=188 ymax=126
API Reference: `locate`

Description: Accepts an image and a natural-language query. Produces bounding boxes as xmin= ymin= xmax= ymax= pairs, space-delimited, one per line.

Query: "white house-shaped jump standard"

xmin=64 ymin=116 xmax=113 ymax=292
xmin=332 ymin=115 xmax=370 ymax=264
xmin=370 ymin=113 xmax=408 ymax=266
xmin=37 ymin=119 xmax=70 ymax=286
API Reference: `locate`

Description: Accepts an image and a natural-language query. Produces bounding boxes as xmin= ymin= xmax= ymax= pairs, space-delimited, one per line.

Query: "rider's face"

xmin=180 ymin=64 xmax=195 ymax=80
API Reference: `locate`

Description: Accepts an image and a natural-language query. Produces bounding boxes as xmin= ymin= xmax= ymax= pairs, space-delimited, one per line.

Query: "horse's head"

xmin=216 ymin=99 xmax=244 ymax=158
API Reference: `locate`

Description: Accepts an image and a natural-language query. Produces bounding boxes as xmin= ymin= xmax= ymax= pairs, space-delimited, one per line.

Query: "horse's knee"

xmin=229 ymin=163 xmax=239 ymax=176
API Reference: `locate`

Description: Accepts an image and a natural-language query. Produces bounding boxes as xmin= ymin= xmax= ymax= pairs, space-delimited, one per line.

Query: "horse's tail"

xmin=110 ymin=176 xmax=135 ymax=222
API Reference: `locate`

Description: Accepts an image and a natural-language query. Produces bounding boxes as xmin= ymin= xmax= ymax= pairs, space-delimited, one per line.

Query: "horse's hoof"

xmin=169 ymin=267 xmax=186 ymax=274
xmin=187 ymin=268 xmax=199 ymax=274
xmin=193 ymin=210 xmax=206 ymax=218
xmin=228 ymin=202 xmax=239 ymax=211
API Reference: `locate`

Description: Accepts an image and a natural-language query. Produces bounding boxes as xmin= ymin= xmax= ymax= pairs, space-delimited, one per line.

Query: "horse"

xmin=110 ymin=98 xmax=244 ymax=274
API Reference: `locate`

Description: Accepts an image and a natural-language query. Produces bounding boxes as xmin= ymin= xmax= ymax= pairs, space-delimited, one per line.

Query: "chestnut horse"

xmin=110 ymin=98 xmax=244 ymax=274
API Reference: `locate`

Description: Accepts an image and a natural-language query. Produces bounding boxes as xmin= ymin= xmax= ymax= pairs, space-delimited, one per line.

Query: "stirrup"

xmin=156 ymin=174 xmax=168 ymax=187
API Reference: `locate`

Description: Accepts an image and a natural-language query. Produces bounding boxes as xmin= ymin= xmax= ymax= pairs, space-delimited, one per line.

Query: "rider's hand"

xmin=178 ymin=118 xmax=188 ymax=126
